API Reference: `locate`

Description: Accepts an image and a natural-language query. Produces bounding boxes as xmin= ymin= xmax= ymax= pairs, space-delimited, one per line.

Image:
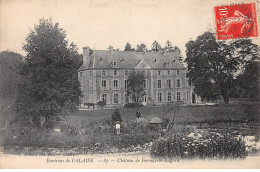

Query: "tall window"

xmin=167 ymin=80 xmax=171 ymax=88
xmin=125 ymin=80 xmax=128 ymax=89
xmin=142 ymin=70 xmax=146 ymax=76
xmin=158 ymin=70 xmax=161 ymax=76
xmin=158 ymin=80 xmax=161 ymax=88
xmin=80 ymin=72 xmax=82 ymax=77
xmin=124 ymin=70 xmax=128 ymax=76
xmin=177 ymin=70 xmax=180 ymax=75
xmin=143 ymin=80 xmax=146 ymax=89
xmin=114 ymin=70 xmax=118 ymax=76
xmin=167 ymin=92 xmax=171 ymax=102
xmin=114 ymin=94 xmax=119 ymax=104
xmin=167 ymin=70 xmax=170 ymax=75
xmin=177 ymin=92 xmax=181 ymax=101
xmin=101 ymin=80 xmax=107 ymax=89
xmin=102 ymin=94 xmax=107 ymax=103
xmin=177 ymin=79 xmax=181 ymax=87
xmin=101 ymin=70 xmax=106 ymax=76
xmin=158 ymin=93 xmax=162 ymax=102
xmin=113 ymin=80 xmax=118 ymax=89
xmin=89 ymin=70 xmax=92 ymax=77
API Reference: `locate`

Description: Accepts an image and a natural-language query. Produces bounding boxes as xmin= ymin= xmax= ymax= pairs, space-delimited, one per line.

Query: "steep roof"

xmin=78 ymin=50 xmax=185 ymax=71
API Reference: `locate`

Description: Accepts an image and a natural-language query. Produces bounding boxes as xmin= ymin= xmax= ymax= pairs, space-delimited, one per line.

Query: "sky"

xmin=0 ymin=0 xmax=259 ymax=57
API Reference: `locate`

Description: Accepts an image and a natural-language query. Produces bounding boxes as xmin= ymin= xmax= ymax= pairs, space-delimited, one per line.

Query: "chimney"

xmin=83 ymin=46 xmax=90 ymax=66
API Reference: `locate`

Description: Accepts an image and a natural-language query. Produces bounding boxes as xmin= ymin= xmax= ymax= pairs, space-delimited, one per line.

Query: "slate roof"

xmin=78 ymin=50 xmax=185 ymax=71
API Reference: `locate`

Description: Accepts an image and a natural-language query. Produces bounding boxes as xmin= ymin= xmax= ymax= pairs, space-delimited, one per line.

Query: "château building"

xmin=78 ymin=46 xmax=199 ymax=108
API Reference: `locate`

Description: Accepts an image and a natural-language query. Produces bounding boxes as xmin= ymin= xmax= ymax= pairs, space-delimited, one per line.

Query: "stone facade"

xmin=78 ymin=47 xmax=199 ymax=108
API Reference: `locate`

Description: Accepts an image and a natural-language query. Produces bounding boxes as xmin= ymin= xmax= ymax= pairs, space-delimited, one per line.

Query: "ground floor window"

xmin=114 ymin=94 xmax=119 ymax=104
xmin=167 ymin=92 xmax=171 ymax=101
xmin=177 ymin=92 xmax=181 ymax=101
xmin=102 ymin=94 xmax=107 ymax=103
xmin=158 ymin=93 xmax=162 ymax=102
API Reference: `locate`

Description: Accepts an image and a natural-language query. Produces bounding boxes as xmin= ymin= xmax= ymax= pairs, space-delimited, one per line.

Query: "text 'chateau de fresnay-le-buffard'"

xmin=78 ymin=46 xmax=200 ymax=108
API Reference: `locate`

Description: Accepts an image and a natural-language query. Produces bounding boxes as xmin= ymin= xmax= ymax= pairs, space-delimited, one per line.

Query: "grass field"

xmin=68 ymin=104 xmax=259 ymax=125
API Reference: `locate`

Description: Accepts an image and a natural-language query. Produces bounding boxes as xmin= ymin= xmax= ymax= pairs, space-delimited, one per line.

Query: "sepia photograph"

xmin=0 ymin=0 xmax=260 ymax=169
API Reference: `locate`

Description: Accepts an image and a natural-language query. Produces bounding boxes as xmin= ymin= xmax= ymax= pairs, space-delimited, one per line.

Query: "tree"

xmin=185 ymin=32 xmax=237 ymax=103
xmin=124 ymin=42 xmax=132 ymax=51
xmin=16 ymin=18 xmax=81 ymax=128
xmin=174 ymin=46 xmax=184 ymax=63
xmin=97 ymin=100 xmax=106 ymax=109
xmin=151 ymin=40 xmax=161 ymax=52
xmin=165 ymin=40 xmax=174 ymax=52
xmin=136 ymin=43 xmax=147 ymax=52
xmin=111 ymin=108 xmax=122 ymax=124
xmin=0 ymin=51 xmax=23 ymax=126
xmin=126 ymin=71 xmax=146 ymax=104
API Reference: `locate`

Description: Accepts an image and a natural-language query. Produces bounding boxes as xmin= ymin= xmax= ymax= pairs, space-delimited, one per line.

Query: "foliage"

xmin=124 ymin=102 xmax=143 ymax=108
xmin=126 ymin=70 xmax=146 ymax=104
xmin=111 ymin=108 xmax=122 ymax=123
xmin=136 ymin=43 xmax=147 ymax=52
xmin=165 ymin=40 xmax=174 ymax=52
xmin=97 ymin=100 xmax=106 ymax=109
xmin=0 ymin=51 xmax=23 ymax=126
xmin=151 ymin=40 xmax=161 ymax=52
xmin=150 ymin=133 xmax=247 ymax=159
xmin=124 ymin=42 xmax=132 ymax=51
xmin=185 ymin=32 xmax=238 ymax=103
xmin=15 ymin=18 xmax=81 ymax=128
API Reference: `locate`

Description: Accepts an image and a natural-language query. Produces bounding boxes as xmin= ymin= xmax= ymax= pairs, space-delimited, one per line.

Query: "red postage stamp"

xmin=215 ymin=3 xmax=259 ymax=40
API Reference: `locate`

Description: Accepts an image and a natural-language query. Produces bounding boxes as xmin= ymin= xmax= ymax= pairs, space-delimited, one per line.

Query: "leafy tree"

xmin=15 ymin=18 xmax=81 ymax=128
xmin=0 ymin=51 xmax=23 ymax=101
xmin=165 ymin=40 xmax=174 ymax=52
xmin=0 ymin=51 xmax=23 ymax=126
xmin=151 ymin=40 xmax=161 ymax=52
xmin=126 ymin=70 xmax=146 ymax=104
xmin=174 ymin=46 xmax=184 ymax=63
xmin=111 ymin=108 xmax=122 ymax=123
xmin=124 ymin=42 xmax=132 ymax=51
xmin=136 ymin=43 xmax=147 ymax=52
xmin=185 ymin=32 xmax=237 ymax=103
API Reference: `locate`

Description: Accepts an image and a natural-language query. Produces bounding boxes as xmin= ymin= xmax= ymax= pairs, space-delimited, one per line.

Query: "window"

xmin=177 ymin=92 xmax=181 ymax=101
xmin=80 ymin=72 xmax=82 ymax=77
xmin=158 ymin=80 xmax=161 ymax=88
xmin=158 ymin=70 xmax=161 ymax=76
xmin=158 ymin=93 xmax=162 ymax=102
xmin=89 ymin=70 xmax=92 ymax=77
xmin=114 ymin=94 xmax=119 ymax=104
xmin=114 ymin=70 xmax=118 ymax=76
xmin=102 ymin=94 xmax=107 ymax=103
xmin=101 ymin=70 xmax=106 ymax=76
xmin=177 ymin=70 xmax=180 ymax=75
xmin=167 ymin=70 xmax=170 ymax=75
xmin=124 ymin=70 xmax=128 ymax=76
xmin=101 ymin=80 xmax=106 ymax=89
xmin=177 ymin=79 xmax=181 ymax=87
xmin=167 ymin=80 xmax=171 ymax=88
xmin=125 ymin=80 xmax=128 ymax=89
xmin=167 ymin=92 xmax=171 ymax=102
xmin=142 ymin=70 xmax=145 ymax=76
xmin=113 ymin=80 xmax=118 ymax=89
xmin=143 ymin=80 xmax=146 ymax=89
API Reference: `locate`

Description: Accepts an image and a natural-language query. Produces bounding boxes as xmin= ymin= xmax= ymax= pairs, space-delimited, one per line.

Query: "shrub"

xmin=111 ymin=108 xmax=122 ymax=124
xmin=97 ymin=101 xmax=106 ymax=109
xmin=150 ymin=133 xmax=247 ymax=160
xmin=124 ymin=102 xmax=143 ymax=108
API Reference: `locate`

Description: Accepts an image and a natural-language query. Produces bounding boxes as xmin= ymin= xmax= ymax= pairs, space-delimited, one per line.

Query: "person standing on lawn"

xmin=136 ymin=109 xmax=141 ymax=119
xmin=115 ymin=121 xmax=121 ymax=135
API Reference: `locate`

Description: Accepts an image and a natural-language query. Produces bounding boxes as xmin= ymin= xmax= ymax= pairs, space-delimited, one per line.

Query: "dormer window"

xmin=114 ymin=62 xmax=117 ymax=66
xmin=153 ymin=59 xmax=157 ymax=62
xmin=110 ymin=61 xmax=117 ymax=67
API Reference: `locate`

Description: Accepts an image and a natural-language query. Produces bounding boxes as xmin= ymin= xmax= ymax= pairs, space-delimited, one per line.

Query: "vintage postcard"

xmin=0 ymin=0 xmax=260 ymax=169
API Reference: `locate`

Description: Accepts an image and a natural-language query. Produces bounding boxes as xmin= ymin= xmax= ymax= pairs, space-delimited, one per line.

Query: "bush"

xmin=150 ymin=133 xmax=247 ymax=160
xmin=124 ymin=102 xmax=143 ymax=108
xmin=97 ymin=101 xmax=106 ymax=109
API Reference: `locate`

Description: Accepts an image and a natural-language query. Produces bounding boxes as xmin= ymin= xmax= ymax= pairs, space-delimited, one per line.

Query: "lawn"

xmin=68 ymin=104 xmax=259 ymax=125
